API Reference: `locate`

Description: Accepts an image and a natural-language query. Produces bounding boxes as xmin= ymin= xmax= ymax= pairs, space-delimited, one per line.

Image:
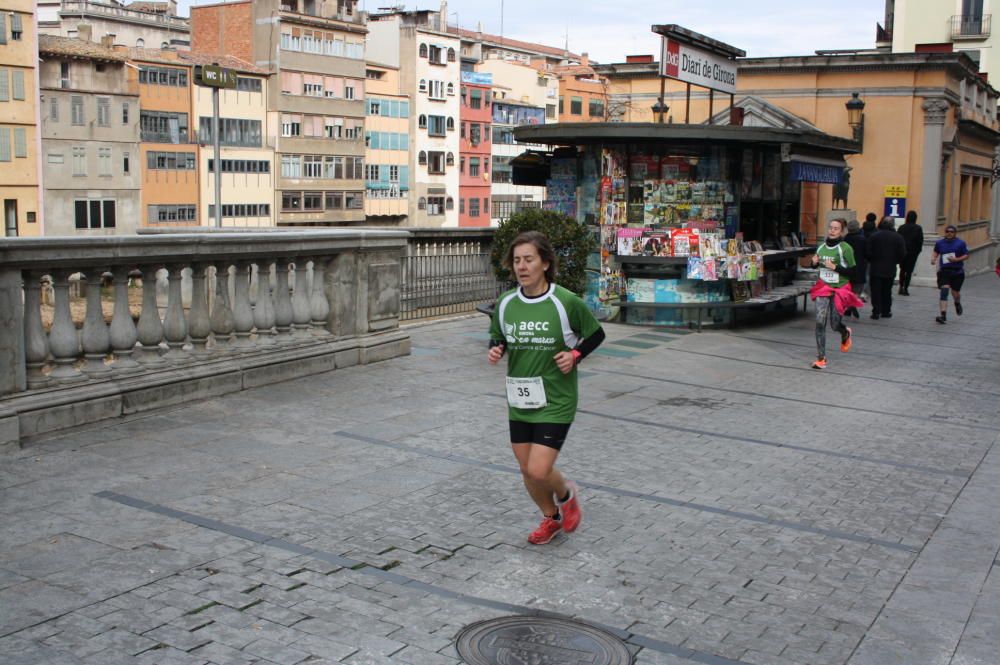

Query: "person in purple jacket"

xmin=931 ymin=225 xmax=970 ymax=324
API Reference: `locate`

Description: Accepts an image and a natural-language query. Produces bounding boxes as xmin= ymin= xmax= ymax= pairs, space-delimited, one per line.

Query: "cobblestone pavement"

xmin=3 ymin=275 xmax=1000 ymax=665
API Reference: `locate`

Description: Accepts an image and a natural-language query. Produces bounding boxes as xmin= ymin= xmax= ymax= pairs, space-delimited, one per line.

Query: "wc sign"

xmin=883 ymin=185 xmax=907 ymax=220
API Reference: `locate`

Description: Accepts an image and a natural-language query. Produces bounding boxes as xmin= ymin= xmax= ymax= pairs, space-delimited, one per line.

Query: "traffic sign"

xmin=884 ymin=197 xmax=906 ymax=219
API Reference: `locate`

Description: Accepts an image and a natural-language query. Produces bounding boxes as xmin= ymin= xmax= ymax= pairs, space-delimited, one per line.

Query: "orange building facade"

xmin=458 ymin=72 xmax=492 ymax=227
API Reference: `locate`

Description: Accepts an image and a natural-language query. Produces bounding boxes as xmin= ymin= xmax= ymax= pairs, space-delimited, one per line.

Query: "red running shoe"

xmin=527 ymin=516 xmax=562 ymax=545
xmin=560 ymin=481 xmax=582 ymax=533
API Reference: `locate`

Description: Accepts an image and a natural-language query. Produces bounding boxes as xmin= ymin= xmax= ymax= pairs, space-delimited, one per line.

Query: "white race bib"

xmin=820 ymin=267 xmax=839 ymax=283
xmin=506 ymin=376 xmax=547 ymax=409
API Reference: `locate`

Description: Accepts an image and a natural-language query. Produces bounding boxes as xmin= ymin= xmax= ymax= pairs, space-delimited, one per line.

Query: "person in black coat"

xmin=896 ymin=210 xmax=924 ymax=295
xmin=866 ymin=217 xmax=907 ymax=319
xmin=842 ymin=219 xmax=867 ymax=318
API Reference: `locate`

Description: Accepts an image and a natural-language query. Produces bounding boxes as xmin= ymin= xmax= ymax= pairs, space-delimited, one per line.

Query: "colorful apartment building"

xmin=191 ymin=0 xmax=367 ymax=226
xmin=131 ymin=47 xmax=199 ymax=227
xmin=364 ymin=63 xmax=410 ymax=223
xmin=39 ymin=33 xmax=141 ymax=235
xmin=0 ymin=0 xmax=40 ymax=236
xmin=478 ymin=58 xmax=558 ymax=225
xmin=554 ymin=55 xmax=608 ymax=123
xmin=187 ymin=54 xmax=272 ymax=228
xmin=368 ymin=8 xmax=461 ymax=227
xmin=458 ymin=71 xmax=492 ymax=227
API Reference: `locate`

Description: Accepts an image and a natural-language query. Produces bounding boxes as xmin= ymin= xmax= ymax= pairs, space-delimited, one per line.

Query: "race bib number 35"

xmin=506 ymin=376 xmax=547 ymax=409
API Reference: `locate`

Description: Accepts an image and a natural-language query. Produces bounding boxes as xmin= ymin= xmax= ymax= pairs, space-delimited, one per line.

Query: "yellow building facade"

xmin=364 ymin=64 xmax=409 ymax=221
xmin=0 ymin=0 xmax=40 ymax=236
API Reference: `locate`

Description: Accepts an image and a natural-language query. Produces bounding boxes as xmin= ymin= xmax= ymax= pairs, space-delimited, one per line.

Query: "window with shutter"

xmin=0 ymin=14 xmax=7 ymax=45
xmin=11 ymin=70 xmax=24 ymax=100
xmin=0 ymin=129 xmax=9 ymax=161
xmin=13 ymin=128 xmax=26 ymax=158
xmin=50 ymin=96 xmax=58 ymax=121
xmin=10 ymin=14 xmax=22 ymax=40
xmin=0 ymin=70 xmax=7 ymax=102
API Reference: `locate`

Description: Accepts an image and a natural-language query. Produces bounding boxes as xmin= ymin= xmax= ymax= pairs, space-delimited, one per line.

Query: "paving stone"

xmin=143 ymin=623 xmax=213 ymax=652
xmin=243 ymin=637 xmax=311 ymax=664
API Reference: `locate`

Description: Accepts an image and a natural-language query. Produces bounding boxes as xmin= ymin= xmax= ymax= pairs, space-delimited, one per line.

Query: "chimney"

xmin=581 ymin=52 xmax=589 ymax=67
xmin=439 ymin=0 xmax=447 ymax=30
xmin=101 ymin=34 xmax=115 ymax=48
xmin=77 ymin=24 xmax=93 ymax=42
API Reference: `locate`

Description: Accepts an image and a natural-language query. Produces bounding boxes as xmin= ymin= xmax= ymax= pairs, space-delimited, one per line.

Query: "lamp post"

xmin=652 ymin=98 xmax=669 ymax=124
xmin=846 ymin=91 xmax=865 ymax=150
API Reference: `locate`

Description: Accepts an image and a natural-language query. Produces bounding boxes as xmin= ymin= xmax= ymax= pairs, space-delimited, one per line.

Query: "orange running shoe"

xmin=527 ymin=516 xmax=562 ymax=545
xmin=840 ymin=328 xmax=853 ymax=353
xmin=811 ymin=358 xmax=827 ymax=369
xmin=560 ymin=481 xmax=582 ymax=533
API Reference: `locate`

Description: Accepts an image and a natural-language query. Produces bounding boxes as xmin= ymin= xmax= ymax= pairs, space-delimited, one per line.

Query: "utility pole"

xmin=194 ymin=64 xmax=237 ymax=228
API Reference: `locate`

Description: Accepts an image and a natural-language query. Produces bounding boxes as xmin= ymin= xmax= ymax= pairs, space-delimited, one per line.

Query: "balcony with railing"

xmin=0 ymin=230 xmax=410 ymax=450
xmin=952 ymin=14 xmax=991 ymax=39
xmin=60 ymin=1 xmax=190 ymax=31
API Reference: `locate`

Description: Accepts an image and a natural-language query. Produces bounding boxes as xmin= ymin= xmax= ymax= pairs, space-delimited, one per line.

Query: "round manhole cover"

xmin=455 ymin=615 xmax=634 ymax=665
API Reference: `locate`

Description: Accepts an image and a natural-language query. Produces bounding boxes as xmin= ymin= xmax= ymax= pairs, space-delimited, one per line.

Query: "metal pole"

xmin=709 ymin=88 xmax=714 ymax=124
xmin=730 ymin=93 xmax=735 ymax=125
xmin=658 ymin=76 xmax=665 ymax=124
xmin=685 ymin=82 xmax=691 ymax=124
xmin=212 ymin=85 xmax=222 ymax=229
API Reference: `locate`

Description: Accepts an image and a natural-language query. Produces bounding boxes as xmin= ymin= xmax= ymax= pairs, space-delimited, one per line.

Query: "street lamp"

xmin=652 ymin=98 xmax=669 ymax=124
xmin=846 ymin=91 xmax=865 ymax=149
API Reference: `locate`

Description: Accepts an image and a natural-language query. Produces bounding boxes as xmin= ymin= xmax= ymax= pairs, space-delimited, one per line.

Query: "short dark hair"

xmin=865 ymin=212 xmax=878 ymax=223
xmin=905 ymin=210 xmax=917 ymax=224
xmin=878 ymin=217 xmax=895 ymax=230
xmin=945 ymin=225 xmax=957 ymax=232
xmin=504 ymin=231 xmax=558 ymax=284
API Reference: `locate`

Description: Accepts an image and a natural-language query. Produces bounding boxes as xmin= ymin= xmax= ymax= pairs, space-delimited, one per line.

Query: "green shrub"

xmin=490 ymin=208 xmax=596 ymax=296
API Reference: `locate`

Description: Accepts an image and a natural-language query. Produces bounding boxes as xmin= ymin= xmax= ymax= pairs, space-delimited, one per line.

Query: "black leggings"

xmin=899 ymin=253 xmax=920 ymax=290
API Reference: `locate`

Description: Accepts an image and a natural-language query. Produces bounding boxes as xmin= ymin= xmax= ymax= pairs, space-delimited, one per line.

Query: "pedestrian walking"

xmin=931 ymin=224 xmax=969 ymax=324
xmin=866 ymin=217 xmax=906 ymax=319
xmin=842 ymin=219 xmax=867 ymax=318
xmin=897 ymin=210 xmax=924 ymax=295
xmin=808 ymin=218 xmax=862 ymax=369
xmin=861 ymin=213 xmax=878 ymax=301
xmin=487 ymin=231 xmax=606 ymax=544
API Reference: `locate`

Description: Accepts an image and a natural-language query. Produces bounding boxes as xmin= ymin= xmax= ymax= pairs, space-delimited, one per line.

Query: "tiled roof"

xmin=447 ymin=25 xmax=580 ymax=61
xmin=39 ymin=34 xmax=128 ymax=62
xmin=125 ymin=47 xmax=268 ymax=75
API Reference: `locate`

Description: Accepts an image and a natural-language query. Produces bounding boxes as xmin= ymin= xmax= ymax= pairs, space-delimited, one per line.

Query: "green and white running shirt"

xmin=815 ymin=240 xmax=855 ymax=288
xmin=490 ymin=283 xmax=601 ymax=424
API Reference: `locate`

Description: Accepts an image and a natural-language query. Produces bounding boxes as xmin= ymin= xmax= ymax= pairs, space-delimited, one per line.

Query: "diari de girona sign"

xmin=659 ymin=38 xmax=737 ymax=95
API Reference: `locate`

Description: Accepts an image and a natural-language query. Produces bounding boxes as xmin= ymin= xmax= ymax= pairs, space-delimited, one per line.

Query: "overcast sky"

xmin=177 ymin=0 xmax=886 ymax=62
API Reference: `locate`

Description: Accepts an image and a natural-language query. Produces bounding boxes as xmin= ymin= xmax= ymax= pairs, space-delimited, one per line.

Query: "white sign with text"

xmin=659 ymin=37 xmax=737 ymax=95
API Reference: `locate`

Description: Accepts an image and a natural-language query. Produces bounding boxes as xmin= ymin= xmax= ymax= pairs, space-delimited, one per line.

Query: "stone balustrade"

xmin=0 ymin=230 xmax=410 ymax=450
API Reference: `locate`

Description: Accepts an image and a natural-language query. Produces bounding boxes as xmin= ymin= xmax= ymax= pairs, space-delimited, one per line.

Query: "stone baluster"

xmin=253 ymin=261 xmax=277 ymax=346
xmin=48 ymin=270 xmax=84 ymax=382
xmin=309 ymin=257 xmax=331 ymax=336
xmin=136 ymin=265 xmax=166 ymax=366
xmin=210 ymin=264 xmax=235 ymax=351
xmin=291 ymin=258 xmax=312 ymax=338
xmin=108 ymin=266 xmax=140 ymax=372
xmin=162 ymin=264 xmax=189 ymax=361
xmin=187 ymin=263 xmax=211 ymax=355
xmin=81 ymin=269 xmax=112 ymax=376
xmin=231 ymin=262 xmax=255 ymax=349
xmin=22 ymin=271 xmax=51 ymax=388
xmin=273 ymin=259 xmax=294 ymax=343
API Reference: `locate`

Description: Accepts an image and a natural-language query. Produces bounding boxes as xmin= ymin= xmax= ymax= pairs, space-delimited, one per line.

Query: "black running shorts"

xmin=937 ymin=271 xmax=965 ymax=291
xmin=509 ymin=420 xmax=572 ymax=451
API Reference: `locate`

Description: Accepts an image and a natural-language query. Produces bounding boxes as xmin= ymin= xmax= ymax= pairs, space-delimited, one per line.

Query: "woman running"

xmin=809 ymin=218 xmax=863 ymax=369
xmin=488 ymin=231 xmax=606 ymax=544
